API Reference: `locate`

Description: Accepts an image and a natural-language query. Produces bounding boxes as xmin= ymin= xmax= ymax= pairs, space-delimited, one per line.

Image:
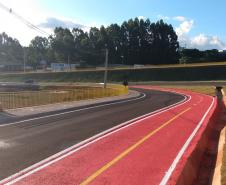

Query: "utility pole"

xmin=104 ymin=48 xmax=109 ymax=88
xmin=23 ymin=48 xmax=26 ymax=73
xmin=67 ymin=55 xmax=70 ymax=72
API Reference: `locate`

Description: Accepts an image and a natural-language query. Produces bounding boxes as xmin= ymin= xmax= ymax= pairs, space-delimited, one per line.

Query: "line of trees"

xmin=0 ymin=17 xmax=226 ymax=69
xmin=179 ymin=48 xmax=226 ymax=64
xmin=27 ymin=18 xmax=180 ymax=67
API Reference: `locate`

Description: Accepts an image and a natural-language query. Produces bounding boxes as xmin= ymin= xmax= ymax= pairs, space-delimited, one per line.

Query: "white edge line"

xmin=159 ymin=96 xmax=215 ymax=185
xmin=0 ymin=93 xmax=146 ymax=127
xmin=1 ymin=90 xmax=190 ymax=185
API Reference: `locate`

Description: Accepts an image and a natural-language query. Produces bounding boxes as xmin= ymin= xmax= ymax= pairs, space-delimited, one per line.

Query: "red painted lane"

xmin=2 ymin=87 xmax=215 ymax=185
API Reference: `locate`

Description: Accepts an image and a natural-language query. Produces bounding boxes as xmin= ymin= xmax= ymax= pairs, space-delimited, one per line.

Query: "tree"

xmin=50 ymin=27 xmax=75 ymax=62
xmin=0 ymin=32 xmax=23 ymax=65
xmin=148 ymin=20 xmax=179 ymax=64
xmin=106 ymin=24 xmax=124 ymax=64
xmin=114 ymin=18 xmax=179 ymax=65
xmin=27 ymin=36 xmax=49 ymax=68
xmin=179 ymin=48 xmax=226 ymax=63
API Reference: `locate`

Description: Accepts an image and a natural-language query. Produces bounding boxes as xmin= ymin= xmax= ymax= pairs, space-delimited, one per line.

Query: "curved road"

xmin=0 ymin=88 xmax=184 ymax=180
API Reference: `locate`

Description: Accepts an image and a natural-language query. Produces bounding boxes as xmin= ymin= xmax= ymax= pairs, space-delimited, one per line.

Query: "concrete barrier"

xmin=212 ymin=127 xmax=226 ymax=185
xmin=211 ymin=93 xmax=226 ymax=185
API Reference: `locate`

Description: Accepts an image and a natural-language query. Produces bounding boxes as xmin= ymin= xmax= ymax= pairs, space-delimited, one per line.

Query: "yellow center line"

xmin=80 ymin=107 xmax=191 ymax=185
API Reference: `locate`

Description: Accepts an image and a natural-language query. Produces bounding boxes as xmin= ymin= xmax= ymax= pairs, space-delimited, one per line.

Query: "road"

xmin=0 ymin=86 xmax=216 ymax=185
xmin=0 ymin=88 xmax=184 ymax=181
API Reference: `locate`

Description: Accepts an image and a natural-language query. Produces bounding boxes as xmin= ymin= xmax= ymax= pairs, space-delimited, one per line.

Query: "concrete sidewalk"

xmin=4 ymin=90 xmax=140 ymax=117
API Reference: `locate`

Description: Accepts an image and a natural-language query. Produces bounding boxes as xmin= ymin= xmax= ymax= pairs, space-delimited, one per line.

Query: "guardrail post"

xmin=215 ymin=86 xmax=224 ymax=100
xmin=215 ymin=86 xmax=225 ymax=108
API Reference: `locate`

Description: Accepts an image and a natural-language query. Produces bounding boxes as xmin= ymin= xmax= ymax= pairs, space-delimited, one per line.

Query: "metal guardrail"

xmin=0 ymin=85 xmax=128 ymax=109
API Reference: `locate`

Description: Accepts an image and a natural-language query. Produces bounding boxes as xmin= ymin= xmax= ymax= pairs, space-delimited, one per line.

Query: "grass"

xmin=0 ymin=84 xmax=128 ymax=109
xmin=2 ymin=61 xmax=226 ymax=75
xmin=2 ymin=64 xmax=226 ymax=83
xmin=111 ymin=61 xmax=226 ymax=70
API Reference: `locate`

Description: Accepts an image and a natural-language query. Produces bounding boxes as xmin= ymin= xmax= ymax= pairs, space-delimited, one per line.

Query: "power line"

xmin=0 ymin=2 xmax=50 ymax=37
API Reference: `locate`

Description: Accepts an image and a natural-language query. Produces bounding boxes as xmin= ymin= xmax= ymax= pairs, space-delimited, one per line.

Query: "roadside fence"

xmin=0 ymin=85 xmax=128 ymax=109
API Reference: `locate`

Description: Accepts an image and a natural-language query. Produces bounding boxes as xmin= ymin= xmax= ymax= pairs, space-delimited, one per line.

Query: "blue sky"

xmin=39 ymin=0 xmax=226 ymax=38
xmin=0 ymin=0 xmax=225 ymax=49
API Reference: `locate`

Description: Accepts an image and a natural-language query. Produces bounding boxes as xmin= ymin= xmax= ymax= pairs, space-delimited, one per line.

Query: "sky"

xmin=0 ymin=0 xmax=226 ymax=50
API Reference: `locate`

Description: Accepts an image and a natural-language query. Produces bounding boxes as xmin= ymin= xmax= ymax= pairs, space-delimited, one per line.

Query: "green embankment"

xmin=1 ymin=65 xmax=226 ymax=82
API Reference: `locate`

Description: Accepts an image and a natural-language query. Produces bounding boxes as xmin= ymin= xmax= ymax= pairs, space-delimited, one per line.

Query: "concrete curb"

xmin=212 ymin=127 xmax=226 ymax=185
xmin=211 ymin=95 xmax=226 ymax=185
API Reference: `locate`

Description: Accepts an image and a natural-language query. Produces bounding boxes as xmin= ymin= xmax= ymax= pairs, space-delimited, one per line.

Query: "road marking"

xmin=80 ymin=107 xmax=191 ymax=185
xmin=0 ymin=93 xmax=146 ymax=127
xmin=159 ymin=96 xmax=215 ymax=185
xmin=1 ymin=91 xmax=189 ymax=185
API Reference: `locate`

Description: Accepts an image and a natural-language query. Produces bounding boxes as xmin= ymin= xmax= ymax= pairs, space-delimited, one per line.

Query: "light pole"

xmin=103 ymin=48 xmax=109 ymax=89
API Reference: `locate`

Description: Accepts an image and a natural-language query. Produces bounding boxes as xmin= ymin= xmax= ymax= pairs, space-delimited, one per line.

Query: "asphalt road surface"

xmin=0 ymin=88 xmax=184 ymax=180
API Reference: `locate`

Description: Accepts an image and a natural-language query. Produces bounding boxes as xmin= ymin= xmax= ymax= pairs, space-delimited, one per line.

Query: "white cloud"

xmin=190 ymin=34 xmax=226 ymax=50
xmin=0 ymin=0 xmax=47 ymax=46
xmin=0 ymin=0 xmax=93 ymax=46
xmin=190 ymin=34 xmax=208 ymax=46
xmin=210 ymin=36 xmax=224 ymax=46
xmin=157 ymin=14 xmax=170 ymax=20
xmin=173 ymin=16 xmax=226 ymax=50
xmin=138 ymin=16 xmax=146 ymax=20
xmin=39 ymin=17 xmax=88 ymax=30
xmin=175 ymin=20 xmax=194 ymax=37
xmin=173 ymin=16 xmax=186 ymax=22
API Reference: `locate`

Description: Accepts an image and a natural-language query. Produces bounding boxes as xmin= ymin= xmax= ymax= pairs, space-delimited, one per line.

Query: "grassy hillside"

xmin=1 ymin=64 xmax=226 ymax=83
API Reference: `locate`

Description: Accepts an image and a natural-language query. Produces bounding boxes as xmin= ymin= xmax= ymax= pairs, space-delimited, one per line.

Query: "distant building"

xmin=51 ymin=63 xmax=80 ymax=72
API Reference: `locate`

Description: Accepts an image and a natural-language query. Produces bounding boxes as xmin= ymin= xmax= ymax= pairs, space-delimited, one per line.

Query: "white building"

xmin=51 ymin=63 xmax=79 ymax=72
